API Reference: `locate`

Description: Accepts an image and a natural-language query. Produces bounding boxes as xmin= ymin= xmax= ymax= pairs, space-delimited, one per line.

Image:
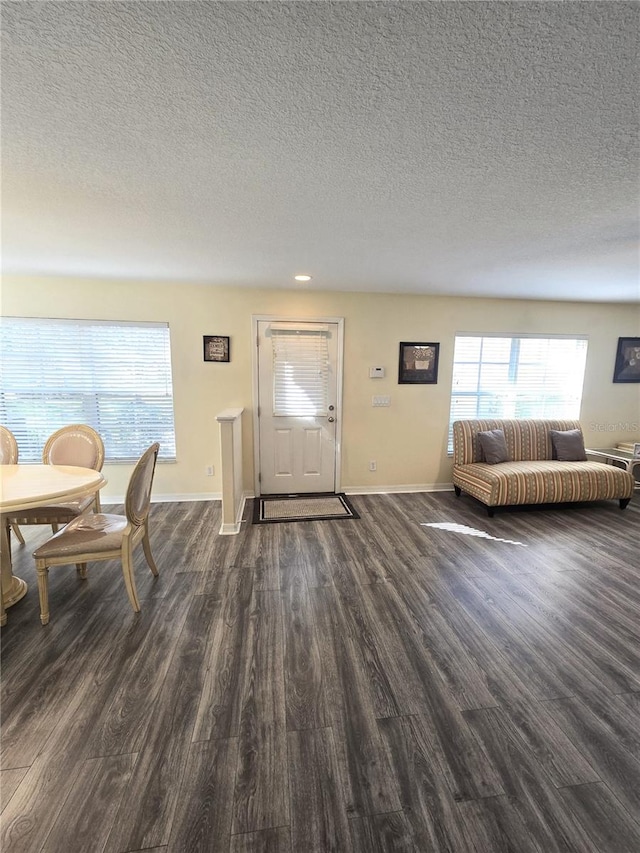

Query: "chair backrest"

xmin=125 ymin=443 xmax=160 ymax=527
xmin=0 ymin=425 xmax=19 ymax=464
xmin=43 ymin=424 xmax=105 ymax=470
xmin=452 ymin=418 xmax=583 ymax=465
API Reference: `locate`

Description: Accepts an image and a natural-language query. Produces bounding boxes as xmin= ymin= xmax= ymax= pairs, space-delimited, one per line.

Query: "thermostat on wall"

xmin=369 ymin=367 xmax=385 ymax=378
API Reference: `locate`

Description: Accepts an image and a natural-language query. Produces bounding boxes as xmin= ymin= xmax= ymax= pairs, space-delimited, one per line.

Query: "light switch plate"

xmin=372 ymin=395 xmax=391 ymax=407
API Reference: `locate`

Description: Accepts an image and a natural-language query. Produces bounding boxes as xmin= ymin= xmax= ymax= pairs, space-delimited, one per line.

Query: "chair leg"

xmin=76 ymin=563 xmax=88 ymax=578
xmin=11 ymin=523 xmax=25 ymax=545
xmin=36 ymin=559 xmax=50 ymax=625
xmin=142 ymin=522 xmax=159 ymax=577
xmin=121 ymin=546 xmax=141 ymax=613
xmin=51 ymin=523 xmax=59 ymax=534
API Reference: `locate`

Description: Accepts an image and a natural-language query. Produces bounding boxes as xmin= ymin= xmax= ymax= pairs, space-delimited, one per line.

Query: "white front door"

xmin=256 ymin=319 xmax=341 ymax=495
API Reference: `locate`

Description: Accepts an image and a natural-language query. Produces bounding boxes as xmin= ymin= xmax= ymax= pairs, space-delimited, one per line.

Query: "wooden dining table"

xmin=0 ymin=464 xmax=107 ymax=625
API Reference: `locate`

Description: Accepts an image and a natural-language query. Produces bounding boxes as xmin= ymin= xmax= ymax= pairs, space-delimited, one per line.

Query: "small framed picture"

xmin=398 ymin=342 xmax=440 ymax=384
xmin=203 ymin=335 xmax=230 ymax=363
xmin=633 ymin=443 xmax=640 ymax=459
xmin=613 ymin=337 xmax=640 ymax=383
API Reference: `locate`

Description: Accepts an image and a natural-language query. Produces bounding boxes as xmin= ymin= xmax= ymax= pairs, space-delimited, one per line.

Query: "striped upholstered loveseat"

xmin=452 ymin=419 xmax=635 ymax=516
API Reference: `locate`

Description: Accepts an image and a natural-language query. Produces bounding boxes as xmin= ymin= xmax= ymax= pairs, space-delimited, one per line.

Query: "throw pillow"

xmin=477 ymin=429 xmax=509 ymax=464
xmin=549 ymin=428 xmax=587 ymax=461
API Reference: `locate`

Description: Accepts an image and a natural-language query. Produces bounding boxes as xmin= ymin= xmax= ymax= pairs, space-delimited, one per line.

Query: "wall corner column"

xmin=216 ymin=407 xmax=246 ymax=535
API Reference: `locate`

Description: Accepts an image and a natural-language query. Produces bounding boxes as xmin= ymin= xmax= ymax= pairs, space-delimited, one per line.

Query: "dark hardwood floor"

xmin=1 ymin=491 xmax=639 ymax=852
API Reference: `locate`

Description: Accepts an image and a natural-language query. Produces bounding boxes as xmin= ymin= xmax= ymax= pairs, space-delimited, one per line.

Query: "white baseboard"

xmin=344 ymin=484 xmax=454 ymax=495
xmin=105 ymin=486 xmax=451 ymax=504
xmin=218 ymin=494 xmax=249 ymax=536
xmin=103 ymin=492 xmax=222 ymax=504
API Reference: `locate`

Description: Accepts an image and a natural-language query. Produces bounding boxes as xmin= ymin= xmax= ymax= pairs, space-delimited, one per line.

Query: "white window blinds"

xmin=0 ymin=317 xmax=177 ymax=462
xmin=448 ymin=334 xmax=588 ymax=450
xmin=271 ymin=327 xmax=330 ymax=416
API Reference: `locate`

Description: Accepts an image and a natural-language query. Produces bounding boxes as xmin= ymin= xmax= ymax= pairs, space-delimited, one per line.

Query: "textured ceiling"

xmin=2 ymin=1 xmax=639 ymax=302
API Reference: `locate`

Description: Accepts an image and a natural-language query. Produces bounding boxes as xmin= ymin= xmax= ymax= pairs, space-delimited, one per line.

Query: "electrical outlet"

xmin=369 ymin=460 xmax=377 ymax=472
xmin=205 ymin=465 xmax=214 ymax=476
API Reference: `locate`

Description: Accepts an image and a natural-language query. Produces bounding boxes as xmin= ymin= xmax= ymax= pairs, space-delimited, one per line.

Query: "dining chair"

xmin=33 ymin=443 xmax=160 ymax=625
xmin=0 ymin=425 xmax=26 ymax=545
xmin=6 ymin=424 xmax=105 ymax=534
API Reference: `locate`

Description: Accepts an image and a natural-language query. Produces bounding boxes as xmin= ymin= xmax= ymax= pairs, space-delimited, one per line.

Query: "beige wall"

xmin=2 ymin=276 xmax=639 ymax=500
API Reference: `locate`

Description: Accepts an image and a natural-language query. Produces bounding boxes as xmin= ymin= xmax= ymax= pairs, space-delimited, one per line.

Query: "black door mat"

xmin=253 ymin=492 xmax=360 ymax=524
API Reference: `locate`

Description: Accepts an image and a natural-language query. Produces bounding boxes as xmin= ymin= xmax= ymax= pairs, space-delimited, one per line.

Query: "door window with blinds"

xmin=270 ymin=325 xmax=330 ymax=416
xmin=0 ymin=318 xmax=177 ymax=462
xmin=448 ymin=334 xmax=588 ymax=450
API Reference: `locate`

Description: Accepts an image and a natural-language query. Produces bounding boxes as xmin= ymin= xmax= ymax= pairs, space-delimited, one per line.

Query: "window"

xmin=0 ymin=318 xmax=177 ymax=462
xmin=449 ymin=334 xmax=588 ymax=450
xmin=271 ymin=326 xmax=330 ymax=417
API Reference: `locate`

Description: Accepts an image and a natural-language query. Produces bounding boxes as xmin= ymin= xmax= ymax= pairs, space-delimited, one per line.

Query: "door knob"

xmin=328 ymin=416 xmax=335 ymax=423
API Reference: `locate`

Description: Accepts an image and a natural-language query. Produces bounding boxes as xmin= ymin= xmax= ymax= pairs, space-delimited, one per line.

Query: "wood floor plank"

xmin=229 ymin=826 xmax=292 ymax=853
xmin=550 ymin=567 xmax=640 ymax=633
xmin=127 ymin=849 xmax=168 ymax=853
xmin=262 ymin=525 xmax=306 ymax=593
xmin=495 ymin=571 xmax=640 ymax=693
xmin=192 ymin=566 xmax=254 ymax=741
xmin=232 ymin=720 xmax=290 ymax=836
xmin=2 ymin=496 xmax=639 ymax=853
xmin=442 ymin=573 xmax=585 ymax=699
xmin=1 ymin=601 xmax=125 ymax=767
xmin=105 ymin=593 xmax=221 ymax=852
xmin=167 ymin=737 xmax=239 ymax=853
xmin=542 ymin=696 xmax=640 ymax=820
xmin=355 ymin=578 xmax=435 ymax=717
xmin=362 ymin=494 xmax=432 ymax=561
xmin=231 ymin=587 xmax=288 ymax=836
xmin=282 ymin=577 xmax=329 ymax=732
xmin=253 ymin=524 xmax=284 ymax=592
xmin=399 ymin=571 xmax=544 ymax=707
xmin=489 ymin=698 xmax=600 ymax=788
xmin=464 ymin=706 xmax=601 ymax=852
xmin=41 ymin=753 xmax=137 ymax=853
xmin=362 ymin=581 xmax=504 ymax=802
xmin=296 ymin=522 xmax=336 ymax=588
xmin=311 ymin=585 xmax=402 ymax=817
xmin=240 ymin=589 xmax=287 ymax=728
xmin=455 ymin=796 xmax=545 ymax=853
xmin=576 ymin=556 xmax=640 ymax=608
xmin=287 ymin=727 xmax=351 ymax=852
xmin=381 ymin=565 xmax=500 ymax=712
xmin=330 ymin=521 xmax=394 ymax=584
xmin=616 ymin=690 xmax=640 ymax=717
xmin=0 ymin=600 xmax=171 ymax=853
xmin=556 ymin=782 xmax=640 ymax=853
xmin=0 ymin=767 xmax=28 ymax=814
xmin=82 ymin=573 xmax=198 ymax=758
xmin=377 ymin=714 xmax=470 ymax=851
xmin=331 ymin=562 xmax=401 ymax=719
xmin=349 ymin=811 xmax=417 ymax=853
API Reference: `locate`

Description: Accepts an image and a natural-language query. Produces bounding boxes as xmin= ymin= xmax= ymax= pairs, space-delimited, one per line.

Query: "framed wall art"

xmin=203 ymin=335 xmax=230 ymax=363
xmin=398 ymin=341 xmax=440 ymax=384
xmin=613 ymin=337 xmax=640 ymax=383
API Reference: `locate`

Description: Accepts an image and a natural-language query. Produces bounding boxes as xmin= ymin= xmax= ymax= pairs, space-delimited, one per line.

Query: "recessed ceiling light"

xmin=294 ymin=274 xmax=312 ymax=282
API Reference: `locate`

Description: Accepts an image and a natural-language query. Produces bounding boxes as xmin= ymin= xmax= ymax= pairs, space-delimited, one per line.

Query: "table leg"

xmin=1 ymin=517 xmax=29 ymax=625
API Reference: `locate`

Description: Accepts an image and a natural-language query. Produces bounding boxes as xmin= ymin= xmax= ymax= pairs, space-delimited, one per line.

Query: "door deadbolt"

xmin=328 ymin=405 xmax=335 ymax=411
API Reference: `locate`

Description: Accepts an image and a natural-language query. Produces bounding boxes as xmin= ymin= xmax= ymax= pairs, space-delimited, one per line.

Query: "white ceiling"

xmin=2 ymin=1 xmax=639 ymax=302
